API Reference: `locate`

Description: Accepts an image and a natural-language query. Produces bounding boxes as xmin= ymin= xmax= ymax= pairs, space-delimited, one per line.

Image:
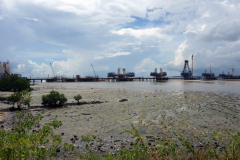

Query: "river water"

xmin=39 ymin=80 xmax=240 ymax=94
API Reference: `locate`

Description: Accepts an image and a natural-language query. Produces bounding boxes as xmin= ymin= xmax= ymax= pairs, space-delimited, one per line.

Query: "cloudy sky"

xmin=1 ymin=0 xmax=240 ymax=78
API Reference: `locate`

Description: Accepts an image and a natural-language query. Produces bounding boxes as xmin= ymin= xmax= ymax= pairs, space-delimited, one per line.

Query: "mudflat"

xmin=1 ymin=83 xmax=240 ymax=155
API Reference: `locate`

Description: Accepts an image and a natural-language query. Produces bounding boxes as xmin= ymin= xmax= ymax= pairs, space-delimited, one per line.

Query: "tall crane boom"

xmin=50 ymin=63 xmax=55 ymax=77
xmin=228 ymin=68 xmax=235 ymax=77
xmin=91 ymin=63 xmax=97 ymax=78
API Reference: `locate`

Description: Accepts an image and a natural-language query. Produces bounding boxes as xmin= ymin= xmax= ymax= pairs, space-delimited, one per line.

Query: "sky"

xmin=0 ymin=0 xmax=240 ymax=78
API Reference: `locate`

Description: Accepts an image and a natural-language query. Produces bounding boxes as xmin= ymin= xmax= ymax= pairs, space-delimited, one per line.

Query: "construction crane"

xmin=91 ymin=63 xmax=97 ymax=78
xmin=228 ymin=68 xmax=235 ymax=77
xmin=210 ymin=64 xmax=212 ymax=78
xmin=181 ymin=60 xmax=192 ymax=79
xmin=50 ymin=63 xmax=55 ymax=78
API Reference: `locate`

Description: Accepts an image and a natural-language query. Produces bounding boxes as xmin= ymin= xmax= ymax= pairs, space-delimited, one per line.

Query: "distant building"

xmin=0 ymin=62 xmax=5 ymax=77
xmin=14 ymin=74 xmax=22 ymax=78
xmin=0 ymin=61 xmax=12 ymax=77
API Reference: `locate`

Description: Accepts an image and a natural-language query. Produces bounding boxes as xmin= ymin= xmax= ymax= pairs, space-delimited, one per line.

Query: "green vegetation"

xmin=74 ymin=94 xmax=82 ymax=104
xmin=41 ymin=90 xmax=67 ymax=106
xmin=1 ymin=112 xmax=240 ymax=159
xmin=81 ymin=134 xmax=97 ymax=142
xmin=77 ymin=123 xmax=240 ymax=160
xmin=7 ymin=89 xmax=32 ymax=109
xmin=0 ymin=76 xmax=32 ymax=91
xmin=0 ymin=111 xmax=63 ymax=159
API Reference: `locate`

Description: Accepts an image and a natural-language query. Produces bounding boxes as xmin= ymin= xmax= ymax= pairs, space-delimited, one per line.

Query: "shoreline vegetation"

xmin=0 ymin=83 xmax=240 ymax=159
xmin=1 ymin=111 xmax=240 ymax=159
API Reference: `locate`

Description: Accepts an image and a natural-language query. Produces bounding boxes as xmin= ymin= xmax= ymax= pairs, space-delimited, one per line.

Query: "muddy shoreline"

xmin=1 ymin=83 xmax=240 ymax=157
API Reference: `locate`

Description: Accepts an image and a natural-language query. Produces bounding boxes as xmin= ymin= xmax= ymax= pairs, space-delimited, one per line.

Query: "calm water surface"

xmin=39 ymin=80 xmax=240 ymax=94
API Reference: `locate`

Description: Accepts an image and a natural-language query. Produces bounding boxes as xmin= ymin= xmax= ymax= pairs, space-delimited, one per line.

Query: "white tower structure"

xmin=118 ymin=68 xmax=121 ymax=74
xmin=160 ymin=68 xmax=163 ymax=76
xmin=122 ymin=67 xmax=126 ymax=76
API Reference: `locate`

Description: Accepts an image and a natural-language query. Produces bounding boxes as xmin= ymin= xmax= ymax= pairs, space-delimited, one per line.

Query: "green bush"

xmin=7 ymin=89 xmax=32 ymax=109
xmin=0 ymin=76 xmax=32 ymax=91
xmin=0 ymin=111 xmax=63 ymax=159
xmin=41 ymin=90 xmax=67 ymax=106
xmin=81 ymin=134 xmax=97 ymax=142
xmin=7 ymin=92 xmax=21 ymax=107
xmin=74 ymin=94 xmax=82 ymax=104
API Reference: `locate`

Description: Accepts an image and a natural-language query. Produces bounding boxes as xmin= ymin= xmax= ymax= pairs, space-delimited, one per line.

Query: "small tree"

xmin=74 ymin=94 xmax=82 ymax=104
xmin=7 ymin=89 xmax=32 ymax=109
xmin=41 ymin=90 xmax=67 ymax=106
xmin=41 ymin=95 xmax=48 ymax=106
xmin=7 ymin=92 xmax=21 ymax=107
xmin=20 ymin=90 xmax=32 ymax=107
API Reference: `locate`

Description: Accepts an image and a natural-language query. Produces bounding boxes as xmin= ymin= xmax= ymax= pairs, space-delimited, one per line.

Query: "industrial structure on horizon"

xmin=1 ymin=57 xmax=239 ymax=82
xmin=0 ymin=61 xmax=12 ymax=77
xmin=181 ymin=55 xmax=194 ymax=79
xmin=107 ymin=68 xmax=135 ymax=81
xmin=201 ymin=65 xmax=217 ymax=80
xmin=181 ymin=60 xmax=192 ymax=79
xmin=219 ymin=68 xmax=240 ymax=79
xmin=150 ymin=68 xmax=168 ymax=81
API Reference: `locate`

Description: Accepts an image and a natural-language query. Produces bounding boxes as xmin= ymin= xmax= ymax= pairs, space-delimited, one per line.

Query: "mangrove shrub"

xmin=41 ymin=90 xmax=67 ymax=106
xmin=0 ymin=76 xmax=32 ymax=91
xmin=7 ymin=89 xmax=32 ymax=109
xmin=74 ymin=94 xmax=82 ymax=104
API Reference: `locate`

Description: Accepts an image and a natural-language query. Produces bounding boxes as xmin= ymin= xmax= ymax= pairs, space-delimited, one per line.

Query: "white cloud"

xmin=45 ymin=59 xmax=54 ymax=61
xmin=45 ymin=41 xmax=66 ymax=46
xmin=16 ymin=60 xmax=51 ymax=77
xmin=19 ymin=17 xmax=39 ymax=21
xmin=134 ymin=58 xmax=160 ymax=76
xmin=165 ymin=40 xmax=187 ymax=69
xmin=111 ymin=28 xmax=172 ymax=41
xmin=94 ymin=56 xmax=104 ymax=60
xmin=106 ymin=52 xmax=131 ymax=58
xmin=164 ymin=1 xmax=240 ymax=75
xmin=56 ymin=5 xmax=82 ymax=15
xmin=2 ymin=0 xmax=240 ymax=77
